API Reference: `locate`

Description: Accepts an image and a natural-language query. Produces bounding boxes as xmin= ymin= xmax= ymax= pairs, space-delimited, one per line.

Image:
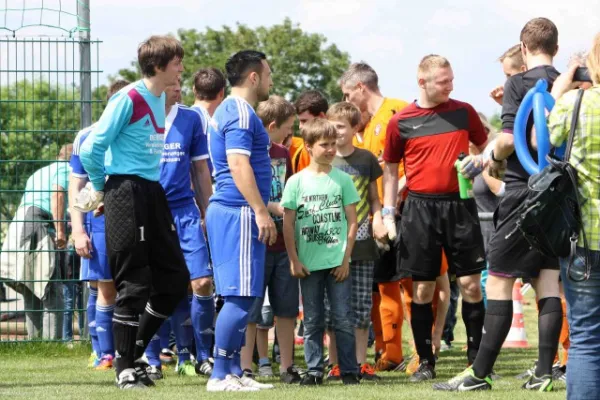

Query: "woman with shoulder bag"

xmin=548 ymin=33 xmax=600 ymax=400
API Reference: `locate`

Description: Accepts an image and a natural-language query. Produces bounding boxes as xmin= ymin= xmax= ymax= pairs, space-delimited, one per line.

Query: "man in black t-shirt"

xmin=435 ymin=18 xmax=563 ymax=392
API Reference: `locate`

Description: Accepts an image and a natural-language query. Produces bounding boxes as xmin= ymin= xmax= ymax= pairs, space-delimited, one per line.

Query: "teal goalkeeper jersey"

xmin=80 ymin=80 xmax=166 ymax=191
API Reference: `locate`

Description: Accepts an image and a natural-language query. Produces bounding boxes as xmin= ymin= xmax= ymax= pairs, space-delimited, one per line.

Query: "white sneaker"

xmin=239 ymin=375 xmax=275 ymax=389
xmin=206 ymin=375 xmax=259 ymax=392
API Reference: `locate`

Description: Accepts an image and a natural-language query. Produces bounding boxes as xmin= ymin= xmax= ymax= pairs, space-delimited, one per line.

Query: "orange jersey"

xmin=289 ymin=136 xmax=304 ymax=162
xmin=354 ymin=98 xmax=409 ymax=200
xmin=291 ymin=143 xmax=311 ymax=173
xmin=289 ymin=136 xmax=311 ymax=173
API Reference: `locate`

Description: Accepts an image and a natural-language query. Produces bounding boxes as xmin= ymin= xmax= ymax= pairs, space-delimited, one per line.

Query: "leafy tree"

xmin=489 ymin=113 xmax=502 ymax=131
xmin=0 ymin=80 xmax=107 ymax=242
xmin=114 ymin=18 xmax=351 ymax=104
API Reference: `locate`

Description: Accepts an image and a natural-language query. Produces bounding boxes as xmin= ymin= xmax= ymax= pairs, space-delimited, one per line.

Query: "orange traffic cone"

xmin=503 ymin=280 xmax=529 ymax=348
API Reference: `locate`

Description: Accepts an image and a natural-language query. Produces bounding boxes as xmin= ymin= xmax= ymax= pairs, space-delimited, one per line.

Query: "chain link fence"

xmin=0 ymin=0 xmax=102 ymax=342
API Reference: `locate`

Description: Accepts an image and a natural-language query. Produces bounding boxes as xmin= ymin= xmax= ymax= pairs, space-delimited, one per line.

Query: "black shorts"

xmin=399 ymin=192 xmax=486 ymax=280
xmin=104 ymin=175 xmax=189 ymax=313
xmin=487 ymin=187 xmax=559 ymax=279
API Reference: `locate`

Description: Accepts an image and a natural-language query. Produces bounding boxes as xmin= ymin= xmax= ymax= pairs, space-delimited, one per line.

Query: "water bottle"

xmin=455 ymin=152 xmax=473 ymax=199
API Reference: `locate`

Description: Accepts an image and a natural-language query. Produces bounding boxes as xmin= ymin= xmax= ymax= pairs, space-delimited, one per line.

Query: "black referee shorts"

xmin=487 ymin=187 xmax=559 ymax=279
xmin=104 ymin=175 xmax=189 ymax=316
xmin=398 ymin=192 xmax=486 ymax=281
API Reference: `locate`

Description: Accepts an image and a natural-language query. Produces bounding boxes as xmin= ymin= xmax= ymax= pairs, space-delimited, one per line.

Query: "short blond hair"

xmin=326 ymin=102 xmax=361 ymax=127
xmin=498 ymin=44 xmax=525 ymax=70
xmin=587 ymin=32 xmax=600 ymax=85
xmin=301 ymin=118 xmax=337 ymax=147
xmin=256 ymin=95 xmax=296 ymax=128
xmin=418 ymin=54 xmax=451 ymax=79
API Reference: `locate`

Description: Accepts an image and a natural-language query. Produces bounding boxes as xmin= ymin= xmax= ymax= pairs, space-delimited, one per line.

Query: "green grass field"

xmin=0 ymin=291 xmax=566 ymax=399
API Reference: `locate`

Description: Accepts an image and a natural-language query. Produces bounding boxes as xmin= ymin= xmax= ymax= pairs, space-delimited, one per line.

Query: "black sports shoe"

xmin=280 ymin=366 xmax=302 ymax=384
xmin=115 ymin=368 xmax=147 ymax=390
xmin=359 ymin=363 xmax=381 ymax=381
xmin=145 ymin=365 xmax=163 ymax=381
xmin=300 ymin=374 xmax=323 ymax=386
xmin=522 ymin=374 xmax=553 ymax=392
xmin=409 ymin=359 xmax=436 ymax=382
xmin=551 ymin=363 xmax=566 ymax=382
xmin=134 ymin=360 xmax=156 ymax=386
xmin=195 ymin=360 xmax=213 ymax=376
xmin=433 ymin=367 xmax=492 ymax=391
xmin=342 ymin=374 xmax=361 ymax=385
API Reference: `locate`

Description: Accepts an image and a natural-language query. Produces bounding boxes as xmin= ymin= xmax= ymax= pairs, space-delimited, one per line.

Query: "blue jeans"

xmin=62 ymin=281 xmax=84 ymax=340
xmin=300 ymin=268 xmax=357 ymax=376
xmin=561 ymin=246 xmax=600 ymax=400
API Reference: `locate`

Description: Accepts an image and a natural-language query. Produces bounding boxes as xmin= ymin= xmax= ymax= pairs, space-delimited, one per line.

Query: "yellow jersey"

xmin=353 ymin=98 xmax=409 ymax=200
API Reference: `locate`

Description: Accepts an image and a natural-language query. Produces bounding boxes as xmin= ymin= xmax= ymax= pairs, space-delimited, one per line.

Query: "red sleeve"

xmin=383 ymin=115 xmax=405 ymax=163
xmin=466 ymin=104 xmax=487 ymax=146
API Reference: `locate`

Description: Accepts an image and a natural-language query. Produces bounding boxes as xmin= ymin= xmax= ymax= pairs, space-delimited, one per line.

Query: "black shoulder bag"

xmin=515 ymin=89 xmax=591 ymax=281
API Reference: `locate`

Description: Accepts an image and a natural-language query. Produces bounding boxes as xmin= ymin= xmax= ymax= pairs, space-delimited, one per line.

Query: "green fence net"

xmin=0 ymin=0 xmax=90 ymax=36
xmin=0 ymin=1 xmax=102 ymax=343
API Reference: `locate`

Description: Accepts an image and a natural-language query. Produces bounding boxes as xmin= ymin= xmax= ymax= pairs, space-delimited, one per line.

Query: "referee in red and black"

xmin=382 ymin=55 xmax=489 ymax=382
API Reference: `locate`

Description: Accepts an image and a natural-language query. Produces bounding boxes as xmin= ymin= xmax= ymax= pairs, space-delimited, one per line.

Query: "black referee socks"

xmin=536 ymin=297 xmax=563 ymax=377
xmin=472 ymin=299 xmax=512 ymax=378
xmin=461 ymin=300 xmax=486 ymax=365
xmin=411 ymin=302 xmax=435 ymax=366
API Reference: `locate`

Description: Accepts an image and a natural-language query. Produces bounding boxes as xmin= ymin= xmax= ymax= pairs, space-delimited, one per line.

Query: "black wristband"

xmin=490 ymin=150 xmax=501 ymax=162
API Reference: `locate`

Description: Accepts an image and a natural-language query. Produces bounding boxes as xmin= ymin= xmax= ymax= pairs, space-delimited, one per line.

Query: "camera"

xmin=573 ymin=67 xmax=592 ymax=83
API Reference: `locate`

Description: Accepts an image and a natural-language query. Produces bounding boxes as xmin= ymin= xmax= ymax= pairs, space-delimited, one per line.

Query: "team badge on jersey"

xmin=375 ymin=124 xmax=381 ymax=136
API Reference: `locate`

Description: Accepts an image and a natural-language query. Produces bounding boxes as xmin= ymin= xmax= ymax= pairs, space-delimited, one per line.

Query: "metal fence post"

xmin=78 ymin=0 xmax=91 ymax=339
xmin=78 ymin=0 xmax=92 ymax=129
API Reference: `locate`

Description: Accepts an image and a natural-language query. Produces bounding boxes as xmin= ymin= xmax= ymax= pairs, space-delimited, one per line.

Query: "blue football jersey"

xmin=190 ymin=104 xmax=214 ymax=175
xmin=70 ymin=124 xmax=95 ymax=178
xmin=209 ymin=96 xmax=271 ymax=207
xmin=159 ymin=104 xmax=209 ymax=208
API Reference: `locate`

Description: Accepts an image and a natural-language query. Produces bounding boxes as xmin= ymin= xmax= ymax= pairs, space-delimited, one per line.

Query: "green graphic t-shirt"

xmin=281 ymin=167 xmax=360 ymax=271
xmin=332 ymin=148 xmax=383 ymax=261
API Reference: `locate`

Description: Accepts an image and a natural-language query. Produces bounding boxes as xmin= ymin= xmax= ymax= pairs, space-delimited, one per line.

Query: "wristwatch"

xmin=382 ymin=206 xmax=396 ymax=217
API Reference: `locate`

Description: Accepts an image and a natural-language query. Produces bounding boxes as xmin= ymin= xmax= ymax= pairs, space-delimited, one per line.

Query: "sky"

xmin=2 ymin=0 xmax=600 ymax=117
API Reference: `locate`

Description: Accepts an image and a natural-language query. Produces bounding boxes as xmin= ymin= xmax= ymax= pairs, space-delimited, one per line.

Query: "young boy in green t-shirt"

xmin=324 ymin=102 xmax=387 ymax=381
xmin=281 ymin=118 xmax=360 ymax=386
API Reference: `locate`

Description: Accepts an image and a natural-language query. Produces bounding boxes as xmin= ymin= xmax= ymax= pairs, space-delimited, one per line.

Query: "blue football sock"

xmin=192 ymin=293 xmax=215 ymax=362
xmin=159 ymin=319 xmax=172 ymax=351
xmin=87 ymin=287 xmax=100 ymax=356
xmin=172 ymin=296 xmax=193 ymax=364
xmin=211 ymin=296 xmax=255 ymax=380
xmin=145 ymin=333 xmax=162 ymax=367
xmin=96 ymin=303 xmax=115 ymax=357
xmin=259 ymin=357 xmax=270 ymax=367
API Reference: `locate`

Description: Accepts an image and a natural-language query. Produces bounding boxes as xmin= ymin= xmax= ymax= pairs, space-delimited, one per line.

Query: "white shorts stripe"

xmin=245 ymin=206 xmax=251 ymax=296
xmin=112 ymin=318 xmax=139 ymax=327
xmin=239 ymin=206 xmax=252 ymax=296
